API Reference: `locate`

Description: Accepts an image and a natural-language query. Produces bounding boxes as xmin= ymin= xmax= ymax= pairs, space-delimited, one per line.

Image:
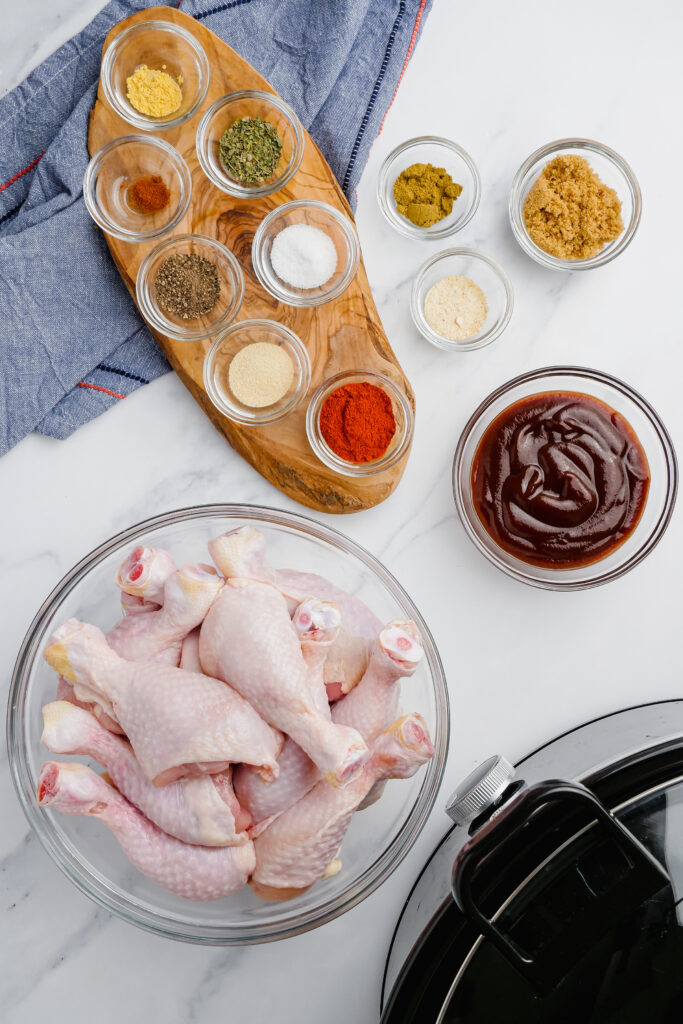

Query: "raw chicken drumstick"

xmin=332 ymin=620 xmax=423 ymax=737
xmin=56 ymin=676 xmax=123 ymax=734
xmin=107 ymin=563 xmax=223 ymax=666
xmin=199 ymin=579 xmax=368 ymax=786
xmin=116 ymin=545 xmax=176 ymax=605
xmin=56 ymin=550 xmax=193 ymax=727
xmin=251 ymin=713 xmax=434 ymax=900
xmin=293 ymin=598 xmax=342 ymax=711
xmin=38 ymin=762 xmax=255 ymax=901
xmin=333 ymin=620 xmax=424 ymax=810
xmin=233 ymin=598 xmax=341 ymax=832
xmin=44 ymin=619 xmax=281 ymax=786
xmin=41 ymin=701 xmax=249 ymax=846
xmin=209 ymin=527 xmax=380 ymax=697
xmin=235 ymin=619 xmax=424 ymax=827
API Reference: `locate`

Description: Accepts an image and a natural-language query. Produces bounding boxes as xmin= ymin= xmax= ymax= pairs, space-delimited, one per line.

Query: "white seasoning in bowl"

xmin=228 ymin=342 xmax=294 ymax=407
xmin=424 ymin=275 xmax=488 ymax=341
xmin=270 ymin=224 xmax=338 ymax=290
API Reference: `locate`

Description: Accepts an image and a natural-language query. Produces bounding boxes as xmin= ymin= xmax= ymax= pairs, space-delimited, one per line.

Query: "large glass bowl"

xmin=453 ymin=368 xmax=677 ymax=590
xmin=8 ymin=505 xmax=449 ymax=944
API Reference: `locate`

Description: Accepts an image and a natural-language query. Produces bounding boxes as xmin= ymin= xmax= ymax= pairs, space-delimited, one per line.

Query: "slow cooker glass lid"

xmin=438 ymin=775 xmax=683 ymax=1023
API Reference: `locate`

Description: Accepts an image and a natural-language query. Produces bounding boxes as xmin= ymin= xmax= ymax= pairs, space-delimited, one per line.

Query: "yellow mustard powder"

xmin=126 ymin=64 xmax=183 ymax=118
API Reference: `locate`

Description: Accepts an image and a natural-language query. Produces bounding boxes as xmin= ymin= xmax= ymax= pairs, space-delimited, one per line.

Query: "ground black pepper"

xmin=154 ymin=253 xmax=221 ymax=320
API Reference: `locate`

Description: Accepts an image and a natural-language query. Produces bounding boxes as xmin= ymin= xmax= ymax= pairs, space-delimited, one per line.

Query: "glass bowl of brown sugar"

xmin=509 ymin=138 xmax=642 ymax=271
xmin=136 ymin=234 xmax=245 ymax=342
xmin=84 ymin=135 xmax=192 ymax=242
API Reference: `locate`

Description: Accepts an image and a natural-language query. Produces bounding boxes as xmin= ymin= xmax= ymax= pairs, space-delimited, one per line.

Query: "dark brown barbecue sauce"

xmin=471 ymin=392 xmax=650 ymax=569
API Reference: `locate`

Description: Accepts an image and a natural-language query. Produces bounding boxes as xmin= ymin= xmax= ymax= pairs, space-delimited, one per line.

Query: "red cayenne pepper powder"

xmin=127 ymin=175 xmax=170 ymax=213
xmin=320 ymin=382 xmax=397 ymax=463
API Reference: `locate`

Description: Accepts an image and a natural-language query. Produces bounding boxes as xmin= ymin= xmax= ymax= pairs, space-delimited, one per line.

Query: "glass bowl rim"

xmin=203 ymin=318 xmax=313 ymax=424
xmin=452 ymin=365 xmax=678 ymax=590
xmin=508 ymin=137 xmax=642 ymax=271
xmin=410 ymin=247 xmax=514 ymax=352
xmin=377 ymin=135 xmax=482 ymax=240
xmin=7 ymin=503 xmax=449 ymax=944
xmin=306 ymin=370 xmax=414 ymax=477
xmin=135 ymin=232 xmax=245 ymax=342
xmin=83 ymin=134 xmax=193 ymax=242
xmin=100 ymin=19 xmax=210 ymax=132
xmin=195 ymin=89 xmax=305 ymax=199
xmin=251 ymin=199 xmax=361 ymax=308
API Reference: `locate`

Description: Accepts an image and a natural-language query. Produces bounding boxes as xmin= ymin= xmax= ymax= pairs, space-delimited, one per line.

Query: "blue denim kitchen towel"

xmin=0 ymin=0 xmax=432 ymax=454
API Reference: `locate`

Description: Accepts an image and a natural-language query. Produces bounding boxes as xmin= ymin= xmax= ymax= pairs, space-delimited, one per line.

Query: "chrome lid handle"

xmin=446 ymin=755 xmax=515 ymax=826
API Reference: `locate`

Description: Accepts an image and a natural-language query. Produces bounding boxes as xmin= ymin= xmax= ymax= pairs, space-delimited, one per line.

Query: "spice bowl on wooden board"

xmin=377 ymin=136 xmax=481 ymax=240
xmin=509 ymin=139 xmax=642 ymax=271
xmin=83 ymin=135 xmax=192 ymax=242
xmin=196 ymin=89 xmax=305 ymax=198
xmin=136 ymin=233 xmax=244 ymax=342
xmin=306 ymin=371 xmax=414 ymax=478
xmin=203 ymin=319 xmax=312 ymax=425
xmin=452 ymin=366 xmax=677 ymax=591
xmin=252 ymin=199 xmax=361 ymax=307
xmin=100 ymin=19 xmax=209 ymax=131
xmin=411 ymin=249 xmax=513 ymax=352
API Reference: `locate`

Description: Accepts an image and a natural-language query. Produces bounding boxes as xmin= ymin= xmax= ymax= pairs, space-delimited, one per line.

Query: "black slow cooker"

xmin=381 ymin=700 xmax=683 ymax=1023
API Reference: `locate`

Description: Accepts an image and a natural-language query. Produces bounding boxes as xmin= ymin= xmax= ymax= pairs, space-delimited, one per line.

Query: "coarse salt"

xmin=270 ymin=224 xmax=338 ymax=290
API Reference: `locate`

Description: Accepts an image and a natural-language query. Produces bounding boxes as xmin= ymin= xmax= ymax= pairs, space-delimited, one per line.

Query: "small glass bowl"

xmin=411 ymin=249 xmax=513 ymax=352
xmin=136 ymin=234 xmax=245 ymax=342
xmin=196 ymin=90 xmax=305 ymax=198
xmin=453 ymin=367 xmax=677 ymax=590
xmin=203 ymin=319 xmax=312 ymax=425
xmin=252 ymin=200 xmax=360 ymax=307
xmin=306 ymin=371 xmax=414 ymax=478
xmin=509 ymin=138 xmax=642 ymax=271
xmin=377 ymin=136 xmax=481 ymax=241
xmin=100 ymin=20 xmax=210 ymax=131
xmin=83 ymin=135 xmax=192 ymax=242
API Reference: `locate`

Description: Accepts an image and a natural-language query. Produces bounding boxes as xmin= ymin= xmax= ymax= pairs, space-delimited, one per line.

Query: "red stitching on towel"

xmin=0 ymin=151 xmax=45 ymax=193
xmin=379 ymin=0 xmax=427 ymax=134
xmin=77 ymin=382 xmax=125 ymax=400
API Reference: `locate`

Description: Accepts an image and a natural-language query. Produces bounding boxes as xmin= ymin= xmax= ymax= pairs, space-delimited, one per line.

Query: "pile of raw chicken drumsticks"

xmin=38 ymin=527 xmax=434 ymax=901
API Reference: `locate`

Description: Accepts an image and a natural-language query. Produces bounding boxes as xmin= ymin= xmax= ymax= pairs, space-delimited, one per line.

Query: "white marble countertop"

xmin=2 ymin=1 xmax=682 ymax=1021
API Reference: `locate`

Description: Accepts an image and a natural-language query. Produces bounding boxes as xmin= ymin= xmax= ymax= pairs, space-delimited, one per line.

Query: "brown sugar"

xmin=522 ymin=154 xmax=624 ymax=260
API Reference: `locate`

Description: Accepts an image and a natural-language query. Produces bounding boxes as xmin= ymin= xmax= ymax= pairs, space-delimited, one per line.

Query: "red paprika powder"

xmin=319 ymin=382 xmax=396 ymax=463
xmin=128 ymin=175 xmax=171 ymax=214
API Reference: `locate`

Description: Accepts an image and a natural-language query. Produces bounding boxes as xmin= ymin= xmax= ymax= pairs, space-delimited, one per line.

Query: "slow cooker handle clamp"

xmin=451 ymin=778 xmax=670 ymax=993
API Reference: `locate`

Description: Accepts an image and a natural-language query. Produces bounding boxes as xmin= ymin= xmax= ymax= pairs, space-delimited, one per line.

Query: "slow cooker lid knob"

xmin=446 ymin=754 xmax=515 ymax=826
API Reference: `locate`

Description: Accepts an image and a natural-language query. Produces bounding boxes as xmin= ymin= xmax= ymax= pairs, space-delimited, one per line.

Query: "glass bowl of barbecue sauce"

xmin=453 ymin=367 xmax=677 ymax=590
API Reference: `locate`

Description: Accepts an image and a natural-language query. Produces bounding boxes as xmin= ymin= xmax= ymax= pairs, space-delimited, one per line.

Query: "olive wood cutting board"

xmin=89 ymin=5 xmax=415 ymax=514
